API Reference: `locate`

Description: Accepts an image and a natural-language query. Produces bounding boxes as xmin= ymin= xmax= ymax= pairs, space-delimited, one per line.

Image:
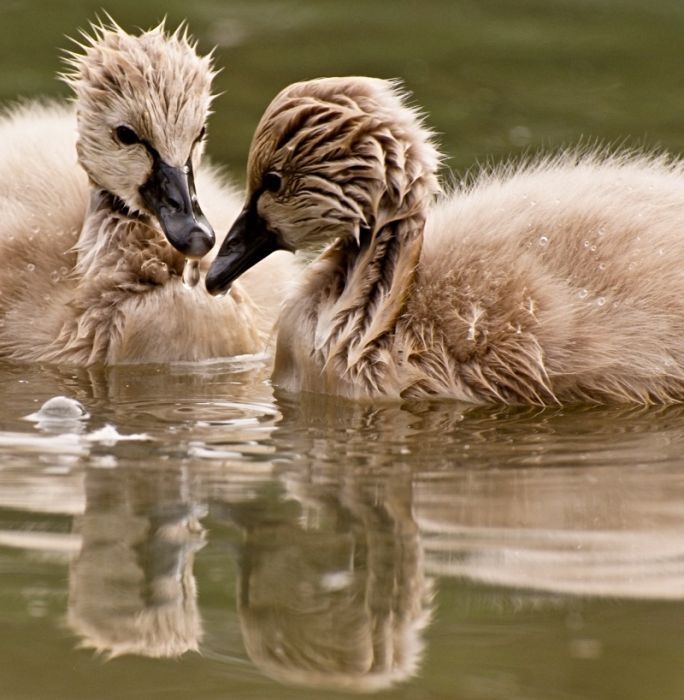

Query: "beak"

xmin=205 ymin=204 xmax=281 ymax=295
xmin=140 ymin=160 xmax=215 ymax=258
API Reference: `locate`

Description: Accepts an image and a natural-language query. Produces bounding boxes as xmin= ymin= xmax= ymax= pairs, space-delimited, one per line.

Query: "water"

xmin=4 ymin=1 xmax=684 ymax=698
xmin=182 ymin=259 xmax=201 ymax=289
xmin=3 ymin=361 xmax=684 ymax=699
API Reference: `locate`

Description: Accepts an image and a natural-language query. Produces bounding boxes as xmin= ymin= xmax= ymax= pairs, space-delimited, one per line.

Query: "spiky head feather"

xmin=245 ymin=77 xmax=442 ymax=252
xmin=60 ymin=18 xmax=218 ymax=210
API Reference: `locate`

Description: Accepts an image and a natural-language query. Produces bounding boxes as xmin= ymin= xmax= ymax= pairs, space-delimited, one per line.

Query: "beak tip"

xmin=205 ymin=265 xmax=228 ymax=296
xmin=184 ymin=227 xmax=215 ymax=259
xmin=140 ymin=160 xmax=216 ymax=258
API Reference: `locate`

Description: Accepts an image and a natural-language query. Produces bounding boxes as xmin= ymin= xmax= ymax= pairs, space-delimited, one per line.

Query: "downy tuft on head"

xmin=60 ymin=17 xmax=218 ymax=213
xmin=246 ymin=77 xmax=442 ymax=252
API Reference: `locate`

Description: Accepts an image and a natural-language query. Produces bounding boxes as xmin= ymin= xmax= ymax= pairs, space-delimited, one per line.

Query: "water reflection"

xmin=230 ymin=469 xmax=432 ymax=693
xmin=67 ymin=465 xmax=206 ymax=658
xmin=2 ymin=364 xmax=684 ymax=695
xmin=273 ymin=396 xmax=684 ymax=601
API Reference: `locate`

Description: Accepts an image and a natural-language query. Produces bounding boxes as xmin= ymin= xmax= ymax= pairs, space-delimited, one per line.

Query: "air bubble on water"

xmin=60 ymin=266 xmax=69 ymax=276
xmin=583 ymin=240 xmax=590 ymax=248
xmin=25 ymin=395 xmax=90 ymax=433
xmin=578 ymin=289 xmax=588 ymax=299
xmin=26 ymin=263 xmax=35 ymax=272
xmin=597 ymin=297 xmax=606 ymax=306
xmin=598 ymin=262 xmax=606 ymax=271
xmin=539 ymin=235 xmax=549 ymax=247
xmin=182 ymin=258 xmax=201 ymax=288
xmin=598 ymin=227 xmax=605 ymax=236
xmin=590 ymin=245 xmax=596 ymax=252
xmin=33 ymin=396 xmax=87 ymax=420
xmin=50 ymin=270 xmax=60 ymax=284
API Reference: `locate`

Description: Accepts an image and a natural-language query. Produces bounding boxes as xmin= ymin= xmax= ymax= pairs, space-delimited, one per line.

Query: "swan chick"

xmin=207 ymin=77 xmax=684 ymax=404
xmin=63 ymin=18 xmax=216 ymax=259
xmin=0 ymin=20 xmax=289 ymax=364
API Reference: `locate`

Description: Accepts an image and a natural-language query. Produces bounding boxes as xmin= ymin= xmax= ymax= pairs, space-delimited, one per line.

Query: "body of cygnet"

xmin=207 ymin=77 xmax=684 ymax=404
xmin=0 ymin=21 xmax=295 ymax=365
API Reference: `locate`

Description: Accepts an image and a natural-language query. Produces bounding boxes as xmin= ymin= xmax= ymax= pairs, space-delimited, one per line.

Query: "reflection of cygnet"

xmin=67 ymin=467 xmax=206 ymax=658
xmin=236 ymin=476 xmax=433 ymax=693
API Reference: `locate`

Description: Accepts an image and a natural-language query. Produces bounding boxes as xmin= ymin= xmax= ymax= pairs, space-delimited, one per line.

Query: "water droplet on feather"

xmin=182 ymin=259 xmax=201 ymax=288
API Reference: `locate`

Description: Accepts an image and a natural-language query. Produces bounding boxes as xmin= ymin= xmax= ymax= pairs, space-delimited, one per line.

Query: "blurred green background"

xmin=3 ymin=6 xmax=684 ymax=697
xmin=2 ymin=0 xmax=684 ymax=181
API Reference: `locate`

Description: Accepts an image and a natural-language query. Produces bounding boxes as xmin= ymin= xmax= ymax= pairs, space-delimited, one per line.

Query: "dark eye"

xmin=263 ymin=172 xmax=282 ymax=193
xmin=115 ymin=125 xmax=140 ymax=146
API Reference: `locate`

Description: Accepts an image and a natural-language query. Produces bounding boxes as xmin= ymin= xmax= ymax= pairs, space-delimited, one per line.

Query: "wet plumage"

xmin=0 ymin=21 xmax=295 ymax=365
xmin=208 ymin=77 xmax=684 ymax=404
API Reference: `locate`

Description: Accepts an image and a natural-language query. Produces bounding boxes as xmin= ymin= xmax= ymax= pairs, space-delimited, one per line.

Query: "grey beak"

xmin=205 ymin=205 xmax=281 ymax=295
xmin=140 ymin=160 xmax=215 ymax=258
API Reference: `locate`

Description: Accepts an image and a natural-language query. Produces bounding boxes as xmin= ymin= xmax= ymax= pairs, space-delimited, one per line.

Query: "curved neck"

xmin=52 ymin=188 xmax=184 ymax=364
xmin=311 ymin=203 xmax=426 ymax=385
xmin=75 ymin=190 xmax=181 ymax=278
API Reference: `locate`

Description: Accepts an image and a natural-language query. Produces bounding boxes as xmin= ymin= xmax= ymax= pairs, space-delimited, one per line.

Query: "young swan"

xmin=207 ymin=77 xmax=684 ymax=404
xmin=0 ymin=21 xmax=291 ymax=365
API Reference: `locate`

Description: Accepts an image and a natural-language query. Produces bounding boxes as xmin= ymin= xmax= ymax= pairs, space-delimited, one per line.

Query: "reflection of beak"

xmin=205 ymin=204 xmax=281 ymax=295
xmin=140 ymin=160 xmax=215 ymax=258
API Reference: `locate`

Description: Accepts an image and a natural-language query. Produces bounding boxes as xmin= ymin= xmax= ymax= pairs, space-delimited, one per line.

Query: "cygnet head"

xmin=62 ymin=19 xmax=217 ymax=258
xmin=206 ymin=77 xmax=441 ymax=294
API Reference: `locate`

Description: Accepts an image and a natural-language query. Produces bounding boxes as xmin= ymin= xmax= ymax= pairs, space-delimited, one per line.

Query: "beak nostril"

xmin=140 ymin=160 xmax=214 ymax=256
xmin=166 ymin=196 xmax=183 ymax=212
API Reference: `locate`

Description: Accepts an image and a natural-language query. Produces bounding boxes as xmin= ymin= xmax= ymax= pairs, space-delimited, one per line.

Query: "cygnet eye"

xmin=115 ymin=125 xmax=140 ymax=146
xmin=263 ymin=172 xmax=282 ymax=193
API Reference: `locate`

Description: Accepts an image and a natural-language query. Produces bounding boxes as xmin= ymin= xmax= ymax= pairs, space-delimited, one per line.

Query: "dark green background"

xmin=2 ymin=3 xmax=684 ymax=698
xmin=3 ymin=0 xmax=684 ymax=179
